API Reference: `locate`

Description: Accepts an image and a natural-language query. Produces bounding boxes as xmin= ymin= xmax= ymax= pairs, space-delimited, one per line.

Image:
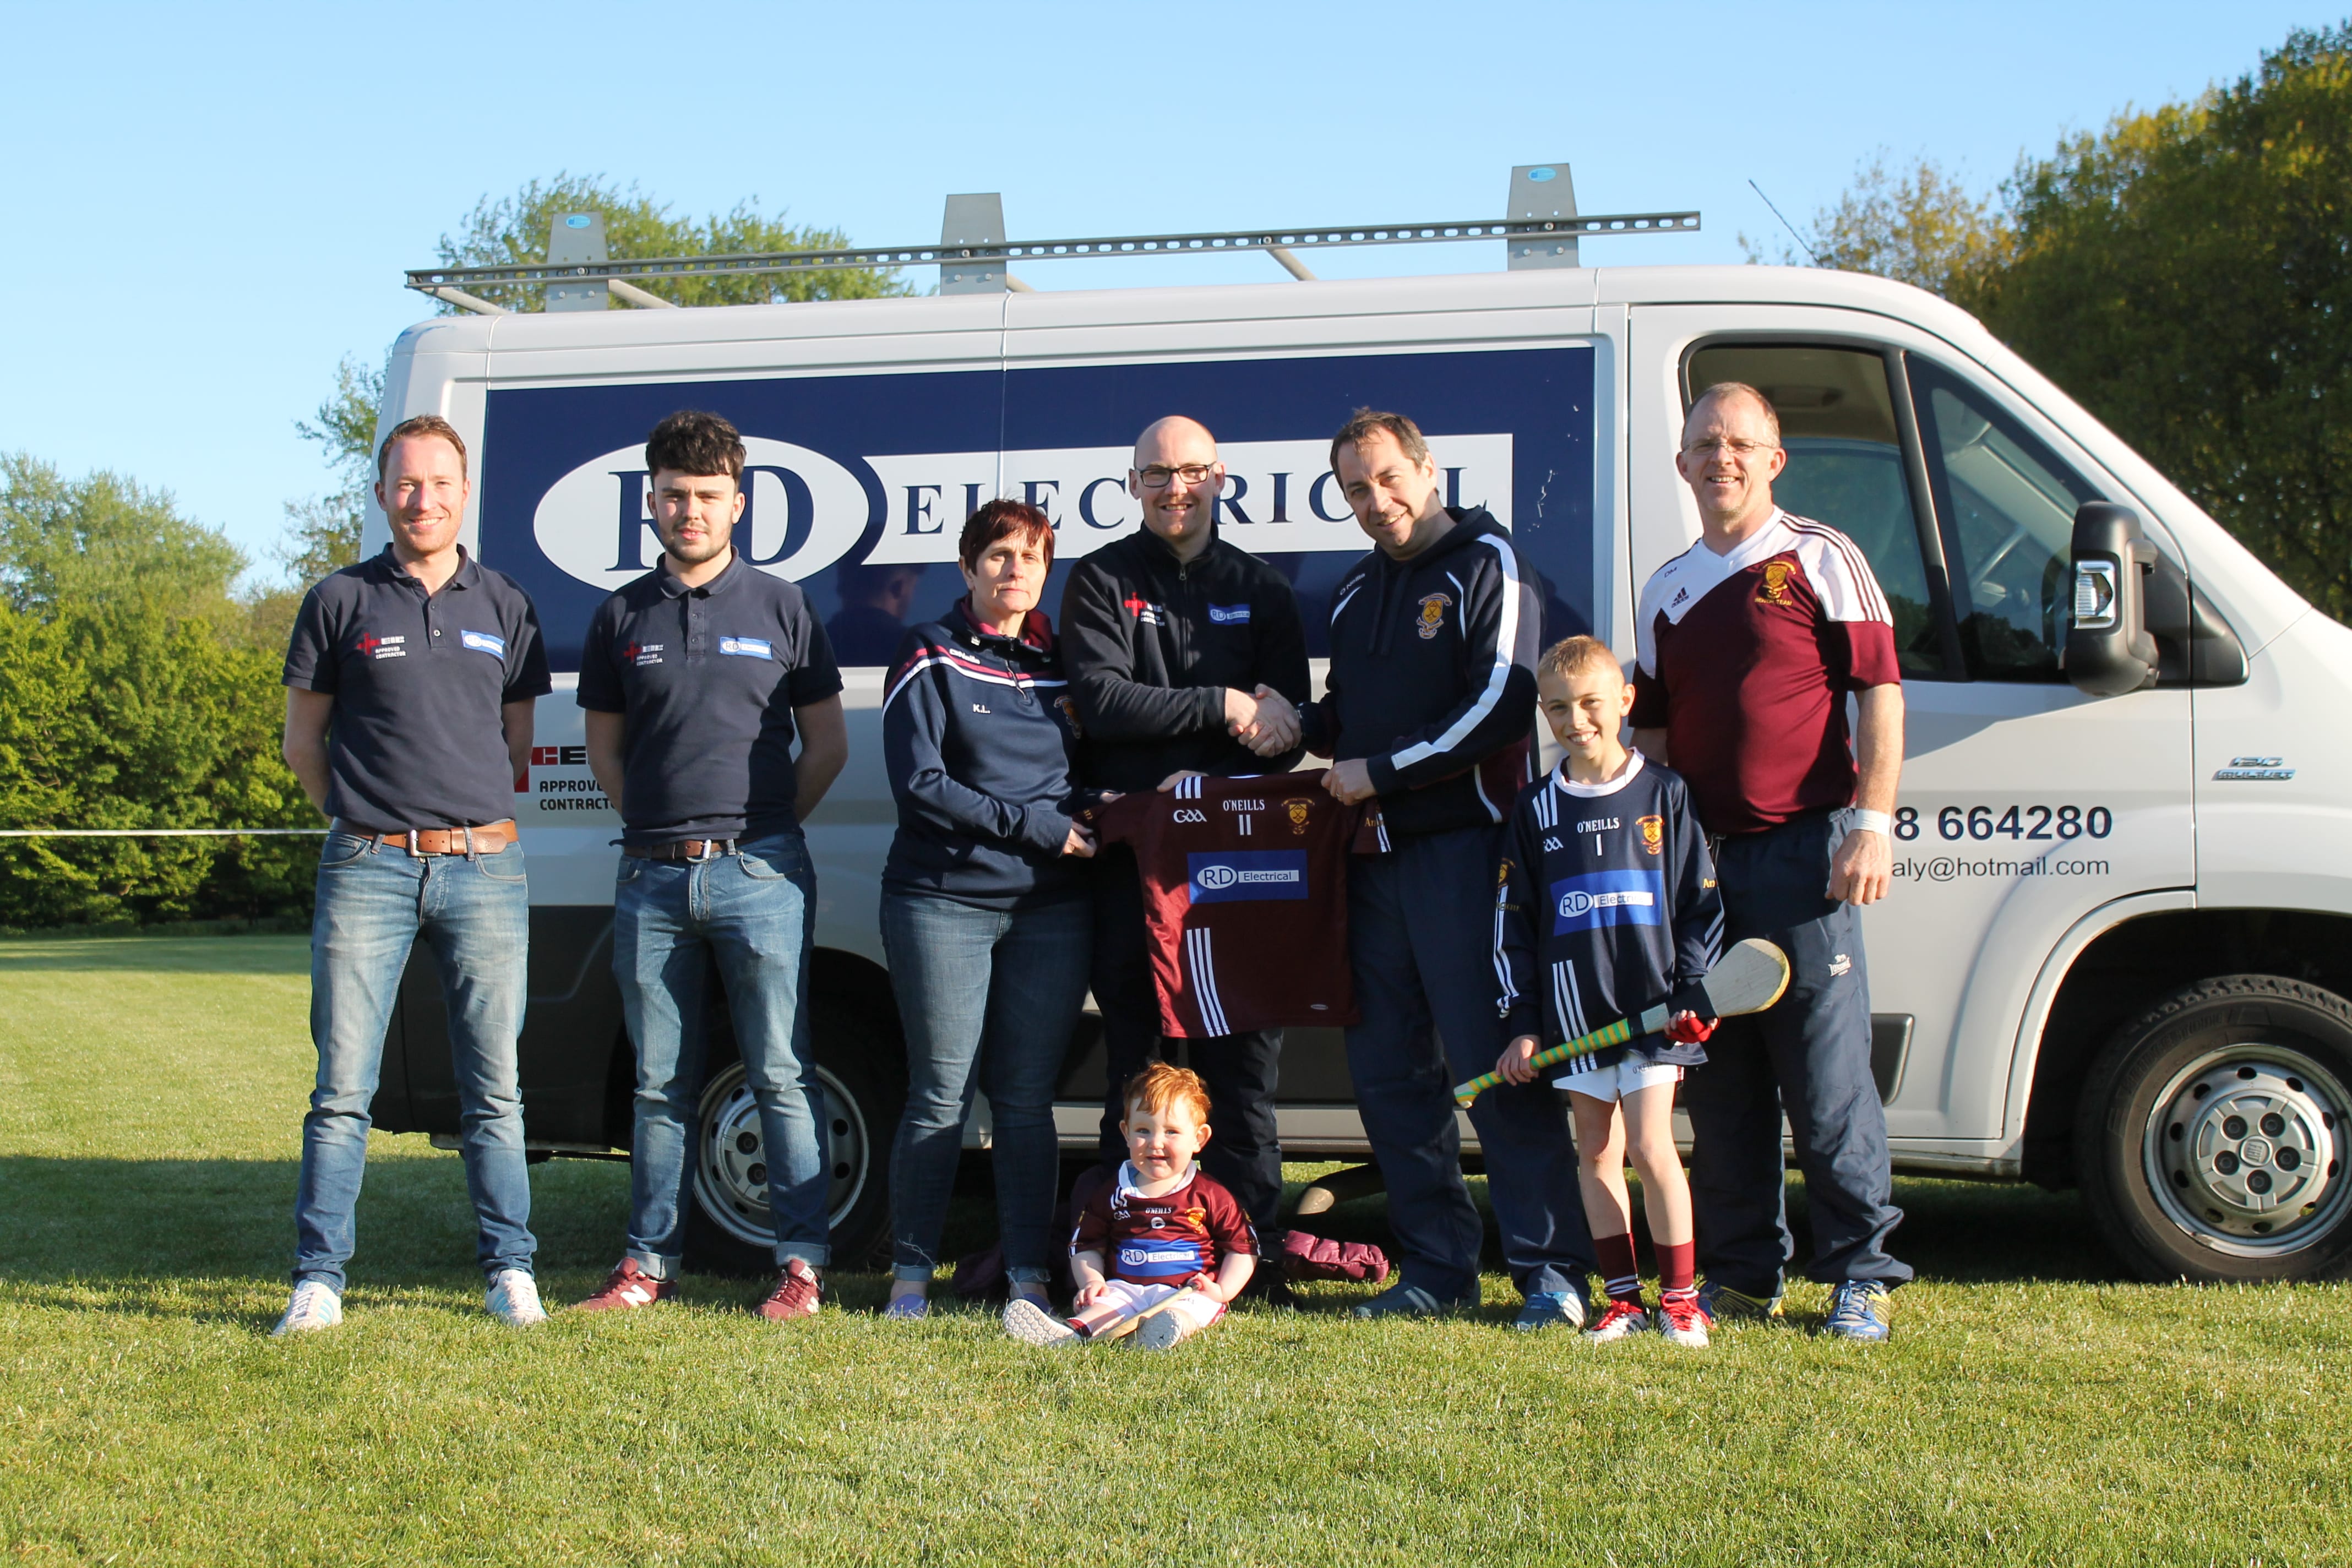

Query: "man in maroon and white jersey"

xmin=1095 ymin=774 xmax=1359 ymax=1041
xmin=1630 ymin=380 xmax=1912 ymax=1341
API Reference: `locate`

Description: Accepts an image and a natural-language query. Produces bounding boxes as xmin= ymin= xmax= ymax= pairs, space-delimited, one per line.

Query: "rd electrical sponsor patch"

xmin=459 ymin=629 xmax=507 ymax=658
xmin=1549 ymin=869 xmax=1667 ymax=933
xmin=1187 ymin=850 xmax=1309 ymax=905
xmin=718 ymin=636 xmax=774 ymax=659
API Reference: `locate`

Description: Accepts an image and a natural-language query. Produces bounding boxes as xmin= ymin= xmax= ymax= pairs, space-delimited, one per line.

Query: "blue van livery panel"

xmin=476 ymin=346 xmax=1597 ymax=670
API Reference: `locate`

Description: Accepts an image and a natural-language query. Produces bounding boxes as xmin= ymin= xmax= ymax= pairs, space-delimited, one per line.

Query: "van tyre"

xmin=683 ymin=994 xmax=906 ymax=1277
xmin=2076 ymin=974 xmax=2352 ymax=1282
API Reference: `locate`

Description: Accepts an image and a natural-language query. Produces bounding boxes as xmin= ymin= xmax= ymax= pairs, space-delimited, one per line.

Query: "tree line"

xmin=6 ymin=26 xmax=2349 ymax=926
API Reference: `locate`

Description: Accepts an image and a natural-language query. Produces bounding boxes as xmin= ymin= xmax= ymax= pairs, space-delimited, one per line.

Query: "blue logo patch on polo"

xmin=1188 ymin=850 xmax=1309 ymax=904
xmin=1207 ymin=603 xmax=1251 ymax=625
xmin=459 ymin=630 xmax=507 ymax=658
xmin=718 ymin=637 xmax=774 ymax=660
xmin=1549 ymin=869 xmax=1666 ymax=933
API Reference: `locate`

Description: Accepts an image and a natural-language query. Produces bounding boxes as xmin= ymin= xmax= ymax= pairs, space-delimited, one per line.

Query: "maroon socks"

xmin=1595 ymin=1232 xmax=1641 ymax=1303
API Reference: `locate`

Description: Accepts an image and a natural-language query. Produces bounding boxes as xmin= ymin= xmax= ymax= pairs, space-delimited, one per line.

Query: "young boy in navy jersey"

xmin=1005 ymin=1062 xmax=1256 ymax=1352
xmin=1494 ymin=636 xmax=1724 ymax=1346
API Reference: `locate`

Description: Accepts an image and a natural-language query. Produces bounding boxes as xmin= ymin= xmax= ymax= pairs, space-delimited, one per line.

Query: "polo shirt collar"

xmin=655 ymin=549 xmax=747 ymax=600
xmin=377 ymin=544 xmax=481 ymax=591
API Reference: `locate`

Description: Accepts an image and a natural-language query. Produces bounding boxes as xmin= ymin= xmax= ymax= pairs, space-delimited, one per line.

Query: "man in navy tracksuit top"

xmin=1300 ymin=409 xmax=1596 ymax=1324
xmin=1059 ymin=414 xmax=1311 ymax=1281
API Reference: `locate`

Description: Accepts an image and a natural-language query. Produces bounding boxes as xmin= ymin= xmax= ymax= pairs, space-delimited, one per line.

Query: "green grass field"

xmin=2 ymin=934 xmax=2346 ymax=1566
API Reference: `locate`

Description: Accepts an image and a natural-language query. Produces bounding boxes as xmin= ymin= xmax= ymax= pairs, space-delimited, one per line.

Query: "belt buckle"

xmin=405 ymin=829 xmax=421 ymax=858
xmin=689 ymin=839 xmax=717 ymax=863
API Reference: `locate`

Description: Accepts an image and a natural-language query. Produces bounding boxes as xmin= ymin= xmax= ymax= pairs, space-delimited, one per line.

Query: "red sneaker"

xmin=757 ymin=1258 xmax=823 ymax=1321
xmin=575 ymin=1259 xmax=677 ymax=1312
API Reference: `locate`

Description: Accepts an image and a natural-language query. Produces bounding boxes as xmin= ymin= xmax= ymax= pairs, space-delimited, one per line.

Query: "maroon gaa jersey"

xmin=1629 ymin=510 xmax=1902 ymax=836
xmin=1096 ymin=774 xmax=1360 ymax=1038
xmin=1069 ymin=1162 xmax=1258 ymax=1286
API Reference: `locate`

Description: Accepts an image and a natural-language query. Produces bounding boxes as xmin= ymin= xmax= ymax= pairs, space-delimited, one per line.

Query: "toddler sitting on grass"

xmin=1005 ymin=1063 xmax=1255 ymax=1351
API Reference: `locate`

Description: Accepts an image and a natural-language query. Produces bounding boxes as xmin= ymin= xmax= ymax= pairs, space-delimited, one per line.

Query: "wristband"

xmin=1849 ymin=808 xmax=1892 ymax=837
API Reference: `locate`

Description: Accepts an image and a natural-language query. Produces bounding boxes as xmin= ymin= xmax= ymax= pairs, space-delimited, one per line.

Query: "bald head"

xmin=1685 ymin=381 xmax=1781 ymax=445
xmin=1129 ymin=415 xmax=1225 ymax=563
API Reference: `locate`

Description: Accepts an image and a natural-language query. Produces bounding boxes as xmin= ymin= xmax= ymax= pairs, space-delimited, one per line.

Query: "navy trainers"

xmin=1696 ymin=1280 xmax=1785 ymax=1324
xmin=1824 ymin=1280 xmax=1893 ymax=1341
xmin=1511 ymin=1290 xmax=1588 ymax=1332
xmin=1350 ymin=1281 xmax=1474 ymax=1320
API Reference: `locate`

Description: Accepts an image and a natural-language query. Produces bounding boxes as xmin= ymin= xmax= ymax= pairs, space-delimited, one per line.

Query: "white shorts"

xmin=1553 ymin=1057 xmax=1684 ymax=1102
xmin=1069 ymin=1278 xmax=1224 ymax=1340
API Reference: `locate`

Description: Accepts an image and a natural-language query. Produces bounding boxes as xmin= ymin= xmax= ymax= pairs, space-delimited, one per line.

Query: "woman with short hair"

xmin=876 ymin=499 xmax=1106 ymax=1318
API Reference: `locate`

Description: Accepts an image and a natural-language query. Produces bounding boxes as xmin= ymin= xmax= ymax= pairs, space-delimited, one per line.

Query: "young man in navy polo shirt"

xmin=573 ymin=411 xmax=848 ymax=1321
xmin=277 ymin=413 xmax=553 ymax=1335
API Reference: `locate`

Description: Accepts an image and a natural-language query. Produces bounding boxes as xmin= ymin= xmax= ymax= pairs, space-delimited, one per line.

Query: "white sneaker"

xmin=485 ymin=1268 xmax=548 ymax=1327
xmin=1003 ymin=1297 xmax=1079 ymax=1347
xmin=271 ymin=1280 xmax=343 ymax=1337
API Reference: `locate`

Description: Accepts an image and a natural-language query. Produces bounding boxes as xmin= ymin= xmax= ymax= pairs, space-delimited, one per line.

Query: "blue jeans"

xmin=881 ymin=891 xmax=1092 ymax=1283
xmin=1686 ymin=809 xmax=1911 ymax=1292
xmin=613 ymin=831 xmax=828 ymax=1276
xmin=296 ymin=830 xmax=535 ymax=1291
xmin=1345 ymin=826 xmax=1596 ymax=1304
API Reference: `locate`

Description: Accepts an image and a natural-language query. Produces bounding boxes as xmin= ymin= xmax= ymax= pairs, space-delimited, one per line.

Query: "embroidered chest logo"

xmin=1173 ymin=808 xmax=1208 ymax=824
xmin=1121 ymin=594 xmax=1164 ymax=627
xmin=625 ymin=641 xmax=665 ymax=667
xmin=1283 ymin=798 xmax=1313 ymax=834
xmin=1755 ymin=560 xmax=1796 ymax=606
xmin=1637 ymin=815 xmax=1664 ymax=855
xmin=1414 ymin=592 xmax=1452 ymax=640
xmin=357 ymin=633 xmax=407 ymax=661
xmin=1054 ymin=695 xmax=1082 ymax=736
xmin=459 ymin=630 xmax=505 ymax=659
xmin=1669 ymin=585 xmax=1691 ymax=609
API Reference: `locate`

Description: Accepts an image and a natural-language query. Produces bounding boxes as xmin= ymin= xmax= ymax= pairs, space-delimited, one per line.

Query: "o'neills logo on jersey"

xmin=1551 ymin=870 xmax=1667 ymax=933
xmin=1188 ymin=850 xmax=1309 ymax=905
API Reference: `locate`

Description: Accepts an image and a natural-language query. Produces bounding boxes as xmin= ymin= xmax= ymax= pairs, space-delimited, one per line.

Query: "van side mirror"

xmin=2066 ymin=502 xmax=2159 ymax=696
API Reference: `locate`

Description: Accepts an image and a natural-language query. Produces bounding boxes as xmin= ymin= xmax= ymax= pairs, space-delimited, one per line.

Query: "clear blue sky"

xmin=2 ymin=1 xmax=2332 ymax=578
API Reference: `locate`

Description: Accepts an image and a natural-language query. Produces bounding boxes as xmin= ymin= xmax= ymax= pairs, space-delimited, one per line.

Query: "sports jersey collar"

xmin=655 ymin=549 xmax=747 ymax=600
xmin=1703 ymin=508 xmax=1798 ymax=574
xmin=1551 ymin=748 xmax=1647 ymax=798
xmin=1114 ymin=1159 xmax=1201 ymax=1201
xmin=950 ymin=596 xmax=1055 ymax=654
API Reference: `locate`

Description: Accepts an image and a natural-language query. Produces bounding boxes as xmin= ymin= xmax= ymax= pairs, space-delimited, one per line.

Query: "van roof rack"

xmin=407 ymin=165 xmax=1700 ymax=315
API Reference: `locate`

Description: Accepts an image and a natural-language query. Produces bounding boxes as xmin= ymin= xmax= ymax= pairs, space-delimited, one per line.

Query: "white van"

xmin=369 ymin=263 xmax=2352 ymax=1283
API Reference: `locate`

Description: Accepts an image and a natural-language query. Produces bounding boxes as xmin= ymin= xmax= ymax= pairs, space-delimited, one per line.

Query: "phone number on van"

xmin=1892 ymin=805 xmax=2114 ymax=842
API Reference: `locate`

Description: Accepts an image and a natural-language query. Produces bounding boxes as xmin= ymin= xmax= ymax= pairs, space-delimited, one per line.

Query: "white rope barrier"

xmin=0 ymin=829 xmax=325 ymax=838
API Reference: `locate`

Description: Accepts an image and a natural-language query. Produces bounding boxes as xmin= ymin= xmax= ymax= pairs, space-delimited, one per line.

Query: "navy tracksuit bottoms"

xmin=1345 ymin=823 xmax=1595 ymax=1303
xmin=1684 ymin=808 xmax=1912 ymax=1293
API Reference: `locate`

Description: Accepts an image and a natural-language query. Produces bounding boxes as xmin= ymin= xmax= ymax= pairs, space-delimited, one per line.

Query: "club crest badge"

xmin=1282 ymin=798 xmax=1313 ymax=834
xmin=1054 ymin=695 xmax=1082 ymax=737
xmin=1756 ymin=559 xmax=1795 ymax=606
xmin=1637 ymin=815 xmax=1665 ymax=855
xmin=1415 ymin=592 xmax=1452 ymax=640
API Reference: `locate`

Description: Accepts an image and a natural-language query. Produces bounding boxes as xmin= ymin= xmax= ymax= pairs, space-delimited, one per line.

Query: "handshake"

xmin=1224 ymin=685 xmax=1301 ymax=758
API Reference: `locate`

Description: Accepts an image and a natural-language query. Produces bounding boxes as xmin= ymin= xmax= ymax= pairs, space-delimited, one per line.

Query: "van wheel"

xmin=2076 ymin=975 xmax=2352 ymax=1282
xmin=684 ymin=997 xmax=904 ymax=1276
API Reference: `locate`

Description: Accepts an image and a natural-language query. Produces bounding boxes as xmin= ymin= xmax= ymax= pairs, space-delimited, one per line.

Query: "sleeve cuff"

xmin=1365 ymin=755 xmax=1401 ymax=796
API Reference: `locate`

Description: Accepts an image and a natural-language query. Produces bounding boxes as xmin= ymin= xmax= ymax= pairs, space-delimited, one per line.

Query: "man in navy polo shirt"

xmin=276 ymin=413 xmax=553 ymax=1336
xmin=573 ymin=410 xmax=848 ymax=1321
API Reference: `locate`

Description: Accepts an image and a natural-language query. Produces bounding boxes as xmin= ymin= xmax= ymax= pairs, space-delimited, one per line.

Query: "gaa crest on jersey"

xmin=1637 ymin=815 xmax=1664 ymax=854
xmin=1756 ymin=559 xmax=1795 ymax=606
xmin=1282 ymin=798 xmax=1313 ymax=834
xmin=1414 ymin=592 xmax=1452 ymax=640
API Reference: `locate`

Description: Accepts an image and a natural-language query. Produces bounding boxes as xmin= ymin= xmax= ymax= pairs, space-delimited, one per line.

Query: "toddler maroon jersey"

xmin=1070 ymin=1163 xmax=1258 ymax=1286
xmin=1096 ymin=774 xmax=1360 ymax=1038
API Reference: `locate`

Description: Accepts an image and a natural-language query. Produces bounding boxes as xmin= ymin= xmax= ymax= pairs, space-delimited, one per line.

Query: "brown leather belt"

xmin=352 ymin=820 xmax=518 ymax=856
xmin=623 ymin=838 xmax=740 ymax=861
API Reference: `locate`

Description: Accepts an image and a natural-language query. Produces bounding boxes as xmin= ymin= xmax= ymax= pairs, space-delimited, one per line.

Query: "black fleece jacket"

xmin=1058 ymin=524 xmax=1311 ymax=793
xmin=1298 ymin=507 xmax=1542 ymax=837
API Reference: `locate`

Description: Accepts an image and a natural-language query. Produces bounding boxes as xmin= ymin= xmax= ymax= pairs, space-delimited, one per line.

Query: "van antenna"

xmin=1748 ymin=179 xmax=1823 ymax=267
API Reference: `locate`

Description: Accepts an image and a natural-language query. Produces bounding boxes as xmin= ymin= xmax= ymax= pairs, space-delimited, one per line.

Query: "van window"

xmin=1685 ymin=345 xmax=1946 ymax=679
xmin=1908 ymin=361 xmax=2100 ymax=682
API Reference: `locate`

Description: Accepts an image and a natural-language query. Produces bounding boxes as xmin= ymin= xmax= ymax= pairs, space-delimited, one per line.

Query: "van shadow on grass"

xmin=4 ymin=1147 xmax=2131 ymax=1331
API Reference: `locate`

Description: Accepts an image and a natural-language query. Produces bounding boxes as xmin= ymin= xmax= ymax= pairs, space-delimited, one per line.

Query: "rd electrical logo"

xmin=1188 ymin=851 xmax=1310 ymax=905
xmin=1549 ymin=870 xmax=1667 ymax=933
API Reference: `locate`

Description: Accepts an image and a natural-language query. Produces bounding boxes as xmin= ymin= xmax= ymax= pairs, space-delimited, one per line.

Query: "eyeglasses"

xmin=1681 ymin=437 xmax=1779 ymax=460
xmin=1135 ymin=463 xmax=1216 ymax=488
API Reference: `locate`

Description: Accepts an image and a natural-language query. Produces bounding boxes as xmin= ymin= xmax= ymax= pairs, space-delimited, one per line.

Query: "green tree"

xmin=279 ymin=353 xmax=383 ymax=588
xmin=1960 ymin=25 xmax=2352 ymax=620
xmin=435 ymin=172 xmax=914 ymax=311
xmin=1745 ymin=150 xmax=2007 ymax=299
xmin=0 ymin=459 xmax=313 ymax=927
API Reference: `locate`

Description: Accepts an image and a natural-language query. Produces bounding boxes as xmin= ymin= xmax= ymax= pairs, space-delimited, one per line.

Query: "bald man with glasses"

xmin=1059 ymin=416 xmax=1310 ymax=1300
